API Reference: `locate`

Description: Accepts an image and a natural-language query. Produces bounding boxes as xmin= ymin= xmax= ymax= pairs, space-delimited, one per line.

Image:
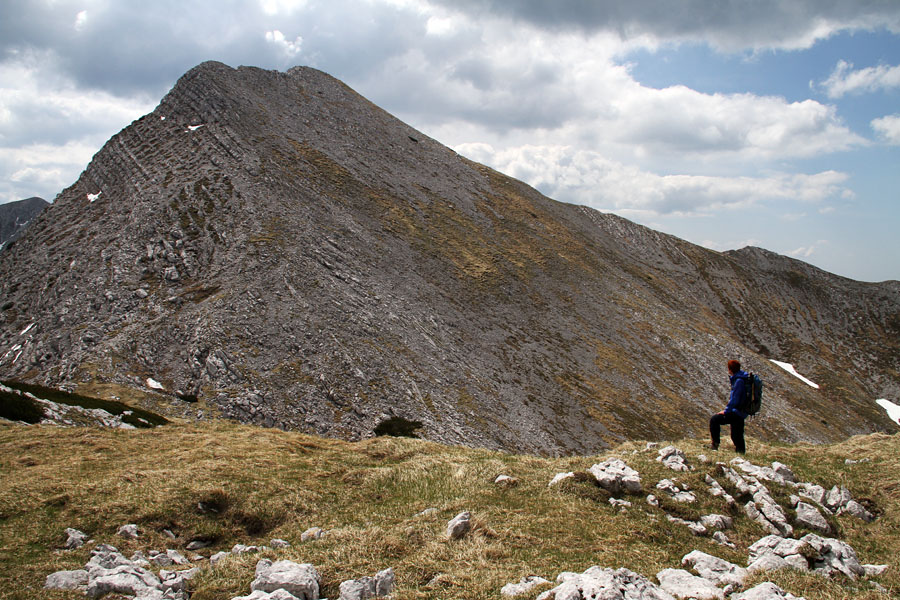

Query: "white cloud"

xmin=74 ymin=10 xmax=88 ymax=31
xmin=265 ymin=30 xmax=303 ymax=57
xmin=455 ymin=143 xmax=852 ymax=218
xmin=430 ymin=0 xmax=900 ymax=52
xmin=871 ymin=114 xmax=900 ymax=145
xmin=788 ymin=240 xmax=828 ymax=259
xmin=0 ymin=52 xmax=154 ymax=202
xmin=821 ymin=60 xmax=900 ymax=98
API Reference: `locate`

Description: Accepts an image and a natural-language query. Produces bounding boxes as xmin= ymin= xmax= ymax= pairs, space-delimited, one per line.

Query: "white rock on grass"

xmin=44 ymin=569 xmax=89 ymax=590
xmin=589 ymin=459 xmax=642 ymax=495
xmin=85 ymin=564 xmax=162 ymax=598
xmin=270 ymin=538 xmax=291 ymax=548
xmin=536 ymin=566 xmax=675 ymax=600
xmin=699 ymin=514 xmax=733 ymax=531
xmin=338 ymin=568 xmax=394 ymax=600
xmin=300 ymin=527 xmax=324 ymax=542
xmin=495 ymin=474 xmax=518 ymax=487
xmin=501 ymin=575 xmax=551 ymax=597
xmin=250 ymin=559 xmax=320 ymax=599
xmin=839 ymin=499 xmax=875 ymax=522
xmin=730 ymin=582 xmax=806 ymax=600
xmin=447 ymin=511 xmax=472 ymax=540
xmin=711 ymin=531 xmax=736 ymax=549
xmin=117 ymin=524 xmax=140 ymax=539
xmin=864 ymin=564 xmax=889 ymax=576
xmin=549 ymin=472 xmax=575 ymax=487
xmin=681 ymin=550 xmax=748 ymax=587
xmin=65 ymin=527 xmax=89 ymax=549
xmin=233 ymin=590 xmax=303 ymax=600
xmin=656 ymin=479 xmax=695 ymax=503
xmin=656 ymin=568 xmax=723 ymax=600
xmin=747 ymin=553 xmax=792 ymax=574
xmin=657 ymin=446 xmax=692 ymax=472
xmin=795 ymin=502 xmax=830 ymax=533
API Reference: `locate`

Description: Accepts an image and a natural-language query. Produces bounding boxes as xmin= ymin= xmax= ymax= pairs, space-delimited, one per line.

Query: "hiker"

xmin=709 ymin=359 xmax=747 ymax=453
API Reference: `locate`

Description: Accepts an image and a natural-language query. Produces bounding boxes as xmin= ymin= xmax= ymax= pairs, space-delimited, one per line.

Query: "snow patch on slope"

xmin=770 ymin=360 xmax=819 ymax=389
xmin=876 ymin=399 xmax=900 ymax=426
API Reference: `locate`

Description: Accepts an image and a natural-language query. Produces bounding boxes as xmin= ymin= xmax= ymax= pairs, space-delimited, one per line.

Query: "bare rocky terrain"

xmin=0 ymin=196 xmax=48 ymax=251
xmin=0 ymin=61 xmax=897 ymax=454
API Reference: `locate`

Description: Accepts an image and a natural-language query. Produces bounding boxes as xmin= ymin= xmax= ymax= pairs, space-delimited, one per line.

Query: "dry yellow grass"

xmin=0 ymin=421 xmax=897 ymax=599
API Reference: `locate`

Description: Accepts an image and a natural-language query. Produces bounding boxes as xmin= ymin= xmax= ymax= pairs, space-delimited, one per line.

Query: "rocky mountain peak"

xmin=0 ymin=62 xmax=897 ymax=454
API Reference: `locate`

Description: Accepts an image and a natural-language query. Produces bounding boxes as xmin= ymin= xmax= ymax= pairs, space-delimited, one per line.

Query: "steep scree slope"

xmin=0 ymin=62 xmax=897 ymax=453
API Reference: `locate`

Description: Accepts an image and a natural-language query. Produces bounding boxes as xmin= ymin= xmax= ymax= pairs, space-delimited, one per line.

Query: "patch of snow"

xmin=20 ymin=323 xmax=35 ymax=336
xmin=146 ymin=378 xmax=165 ymax=390
xmin=876 ymin=399 xmax=900 ymax=426
xmin=187 ymin=124 xmax=204 ymax=131
xmin=87 ymin=192 xmax=101 ymax=203
xmin=160 ymin=116 xmax=166 ymax=120
xmin=770 ymin=360 xmax=819 ymax=389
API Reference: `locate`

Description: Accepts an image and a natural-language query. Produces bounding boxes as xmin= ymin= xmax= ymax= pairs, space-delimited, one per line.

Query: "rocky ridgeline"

xmin=42 ymin=450 xmax=888 ymax=600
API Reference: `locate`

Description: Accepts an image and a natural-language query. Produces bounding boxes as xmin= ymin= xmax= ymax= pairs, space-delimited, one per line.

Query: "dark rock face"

xmin=0 ymin=62 xmax=897 ymax=453
xmin=0 ymin=197 xmax=49 ymax=251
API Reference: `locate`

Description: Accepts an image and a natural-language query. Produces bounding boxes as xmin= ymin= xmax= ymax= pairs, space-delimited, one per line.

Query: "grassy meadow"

xmin=0 ymin=420 xmax=897 ymax=599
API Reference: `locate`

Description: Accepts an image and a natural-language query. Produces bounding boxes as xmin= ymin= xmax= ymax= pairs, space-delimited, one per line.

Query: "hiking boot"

xmin=708 ymin=443 xmax=719 ymax=451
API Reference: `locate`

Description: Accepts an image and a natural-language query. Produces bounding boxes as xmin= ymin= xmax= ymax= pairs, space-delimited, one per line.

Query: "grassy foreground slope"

xmin=0 ymin=421 xmax=897 ymax=600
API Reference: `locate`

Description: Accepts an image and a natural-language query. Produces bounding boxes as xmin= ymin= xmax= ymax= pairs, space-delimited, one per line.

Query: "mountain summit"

xmin=0 ymin=62 xmax=897 ymax=453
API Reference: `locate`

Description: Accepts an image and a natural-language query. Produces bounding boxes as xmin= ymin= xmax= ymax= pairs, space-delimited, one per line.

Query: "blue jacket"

xmin=725 ymin=371 xmax=749 ymax=418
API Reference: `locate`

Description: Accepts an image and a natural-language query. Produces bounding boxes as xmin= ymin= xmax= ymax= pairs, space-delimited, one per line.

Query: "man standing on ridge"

xmin=709 ymin=359 xmax=748 ymax=453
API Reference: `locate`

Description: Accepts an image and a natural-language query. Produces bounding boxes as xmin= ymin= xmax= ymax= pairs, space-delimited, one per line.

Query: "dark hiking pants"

xmin=709 ymin=412 xmax=746 ymax=453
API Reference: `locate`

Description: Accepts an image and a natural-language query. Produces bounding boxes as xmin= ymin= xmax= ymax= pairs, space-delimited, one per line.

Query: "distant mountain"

xmin=0 ymin=197 xmax=48 ymax=251
xmin=0 ymin=62 xmax=897 ymax=454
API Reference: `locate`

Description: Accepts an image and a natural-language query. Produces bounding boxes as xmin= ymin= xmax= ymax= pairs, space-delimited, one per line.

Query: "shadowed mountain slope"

xmin=0 ymin=197 xmax=48 ymax=251
xmin=0 ymin=62 xmax=897 ymax=453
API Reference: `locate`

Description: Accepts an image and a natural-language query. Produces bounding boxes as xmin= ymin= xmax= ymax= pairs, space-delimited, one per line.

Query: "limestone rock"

xmin=657 ymin=446 xmax=692 ymax=472
xmin=747 ymin=553 xmax=792 ymax=574
xmin=794 ymin=502 xmax=830 ymax=533
xmin=301 ymin=527 xmax=324 ymax=542
xmin=771 ymin=462 xmax=796 ymax=482
xmin=838 ymin=499 xmax=874 ymax=522
xmin=234 ymin=590 xmax=302 ymax=600
xmin=501 ymin=575 xmax=551 ymax=597
xmin=589 ymin=459 xmax=642 ymax=495
xmin=250 ymin=559 xmax=320 ymax=599
xmin=447 ymin=511 xmax=472 ymax=540
xmin=699 ymin=514 xmax=732 ymax=531
xmin=85 ymin=564 xmax=162 ymax=598
xmin=65 ymin=527 xmax=89 ymax=549
xmin=864 ymin=564 xmax=888 ymax=577
xmin=711 ymin=531 xmax=735 ymax=549
xmin=549 ymin=472 xmax=575 ymax=487
xmin=799 ymin=533 xmax=864 ymax=579
xmin=270 ymin=538 xmax=292 ymax=548
xmin=656 ymin=479 xmax=695 ymax=503
xmin=338 ymin=568 xmax=394 ymax=599
xmin=730 ymin=582 xmax=805 ymax=600
xmin=681 ymin=550 xmax=748 ymax=587
xmin=536 ymin=566 xmax=675 ymax=600
xmin=45 ymin=569 xmax=89 ymax=590
xmin=824 ymin=485 xmax=852 ymax=512
xmin=117 ymin=523 xmax=140 ymax=539
xmin=656 ymin=568 xmax=723 ymax=600
xmin=495 ymin=474 xmax=518 ymax=487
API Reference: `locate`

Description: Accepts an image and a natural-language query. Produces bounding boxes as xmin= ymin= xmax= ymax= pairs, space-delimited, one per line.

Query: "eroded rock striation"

xmin=2 ymin=61 xmax=898 ymax=454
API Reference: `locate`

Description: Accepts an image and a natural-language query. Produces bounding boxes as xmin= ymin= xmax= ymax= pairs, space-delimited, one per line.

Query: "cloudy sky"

xmin=2 ymin=1 xmax=899 ymax=281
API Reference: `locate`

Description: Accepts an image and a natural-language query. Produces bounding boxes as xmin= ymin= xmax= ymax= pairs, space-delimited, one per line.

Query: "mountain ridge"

xmin=0 ymin=196 xmax=48 ymax=251
xmin=0 ymin=61 xmax=897 ymax=454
